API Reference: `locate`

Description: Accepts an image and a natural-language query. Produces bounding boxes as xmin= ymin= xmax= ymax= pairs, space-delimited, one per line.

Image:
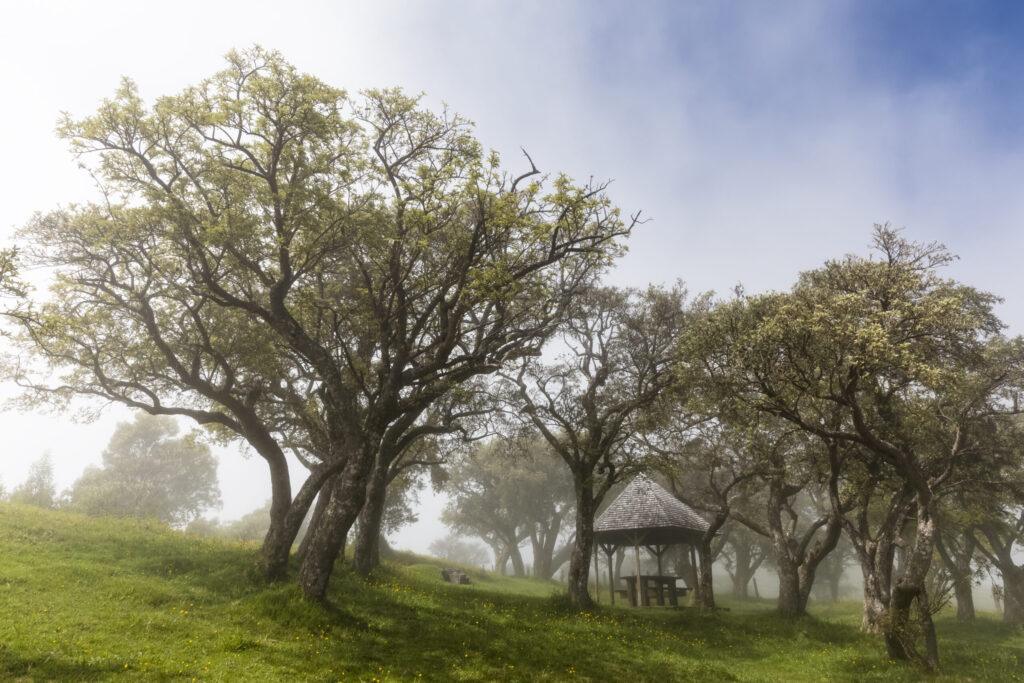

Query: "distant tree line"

xmin=441 ymin=436 xmax=574 ymax=579
xmin=2 ymin=414 xmax=220 ymax=526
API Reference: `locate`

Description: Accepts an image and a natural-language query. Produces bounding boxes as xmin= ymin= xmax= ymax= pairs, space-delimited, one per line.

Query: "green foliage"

xmin=443 ymin=437 xmax=572 ymax=540
xmin=682 ymin=226 xmax=1012 ymax=411
xmin=680 ymin=225 xmax=1024 ymax=539
xmin=507 ymin=284 xmax=701 ymax=499
xmin=66 ymin=413 xmax=221 ymax=526
xmin=13 ymin=48 xmax=634 ymax=582
xmin=21 ymin=46 xmax=631 ymax=436
xmin=0 ymin=503 xmax=1021 ymax=681
xmin=0 ymin=247 xmax=26 ymax=300
xmin=680 ymin=225 xmax=1024 ymax=665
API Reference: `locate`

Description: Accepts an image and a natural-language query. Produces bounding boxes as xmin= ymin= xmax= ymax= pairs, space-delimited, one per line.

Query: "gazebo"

xmin=593 ymin=474 xmax=709 ymax=607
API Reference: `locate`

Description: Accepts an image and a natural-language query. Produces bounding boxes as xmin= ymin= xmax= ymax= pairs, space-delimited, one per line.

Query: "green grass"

xmin=0 ymin=503 xmax=1021 ymax=681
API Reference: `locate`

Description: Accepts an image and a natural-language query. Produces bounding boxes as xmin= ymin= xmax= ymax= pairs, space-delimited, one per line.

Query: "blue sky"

xmin=849 ymin=2 xmax=1024 ymax=92
xmin=1 ymin=1 xmax=1023 ymax=549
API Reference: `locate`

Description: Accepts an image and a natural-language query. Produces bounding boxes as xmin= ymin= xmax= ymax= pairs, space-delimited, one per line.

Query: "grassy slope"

xmin=0 ymin=504 xmax=1021 ymax=682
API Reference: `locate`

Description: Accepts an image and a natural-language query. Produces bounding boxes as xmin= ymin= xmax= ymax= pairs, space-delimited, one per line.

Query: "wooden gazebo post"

xmin=646 ymin=544 xmax=667 ymax=605
xmin=600 ymin=543 xmax=617 ymax=606
xmin=608 ymin=547 xmax=615 ymax=605
xmin=633 ymin=539 xmax=644 ymax=607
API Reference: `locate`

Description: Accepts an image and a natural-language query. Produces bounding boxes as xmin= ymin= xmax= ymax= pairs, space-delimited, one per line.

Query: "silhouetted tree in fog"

xmin=9 ymin=453 xmax=56 ymax=509
xmin=67 ymin=413 xmax=221 ymax=526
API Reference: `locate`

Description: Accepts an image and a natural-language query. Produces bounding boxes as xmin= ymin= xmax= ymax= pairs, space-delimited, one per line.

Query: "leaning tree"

xmin=11 ymin=48 xmax=633 ymax=600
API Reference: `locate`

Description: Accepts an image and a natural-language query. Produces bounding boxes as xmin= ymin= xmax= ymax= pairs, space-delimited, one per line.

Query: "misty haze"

xmin=0 ymin=2 xmax=1022 ymax=681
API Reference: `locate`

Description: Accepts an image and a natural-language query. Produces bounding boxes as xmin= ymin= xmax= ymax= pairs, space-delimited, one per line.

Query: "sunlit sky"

xmin=2 ymin=1 xmax=1024 ymax=554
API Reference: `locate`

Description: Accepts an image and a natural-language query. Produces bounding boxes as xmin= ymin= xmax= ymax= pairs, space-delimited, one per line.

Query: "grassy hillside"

xmin=0 ymin=504 xmax=1021 ymax=681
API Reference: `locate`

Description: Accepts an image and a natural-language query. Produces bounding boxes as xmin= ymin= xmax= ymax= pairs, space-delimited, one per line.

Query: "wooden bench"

xmin=440 ymin=568 xmax=471 ymax=585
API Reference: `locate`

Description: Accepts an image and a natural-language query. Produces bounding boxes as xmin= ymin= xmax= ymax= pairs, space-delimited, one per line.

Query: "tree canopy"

xmin=681 ymin=225 xmax=1024 ymax=668
xmin=12 ymin=47 xmax=632 ymax=597
xmin=502 ymin=284 xmax=700 ymax=606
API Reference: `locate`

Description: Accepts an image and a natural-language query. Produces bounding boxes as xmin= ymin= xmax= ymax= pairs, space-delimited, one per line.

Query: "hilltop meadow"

xmin=2 ymin=34 xmax=1024 ymax=683
xmin=1 ymin=504 xmax=1021 ymax=682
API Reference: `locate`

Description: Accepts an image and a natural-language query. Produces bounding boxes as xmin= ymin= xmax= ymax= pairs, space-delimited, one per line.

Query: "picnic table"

xmin=617 ymin=575 xmax=688 ymax=607
xmin=440 ymin=568 xmax=471 ymax=584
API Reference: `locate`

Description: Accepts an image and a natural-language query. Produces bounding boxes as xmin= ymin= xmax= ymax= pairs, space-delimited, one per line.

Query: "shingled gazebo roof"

xmin=594 ymin=474 xmax=709 ymax=546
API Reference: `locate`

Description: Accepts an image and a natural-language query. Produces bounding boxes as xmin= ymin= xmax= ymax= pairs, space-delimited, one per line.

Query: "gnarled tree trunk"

xmin=694 ymin=541 xmax=716 ymax=610
xmin=567 ymin=483 xmax=596 ymax=607
xmin=860 ymin=560 xmax=890 ymax=633
xmin=353 ymin=462 xmax=389 ymax=576
xmin=1003 ymin=569 xmax=1024 ymax=625
xmin=298 ymin=454 xmax=373 ymax=601
xmin=776 ymin=555 xmax=802 ymax=617
xmin=693 ymin=510 xmax=729 ymax=610
xmin=261 ymin=460 xmax=341 ymax=581
xmin=260 ymin=455 xmax=295 ymax=581
xmin=673 ymin=545 xmax=698 ymax=594
xmin=846 ymin=485 xmax=911 ymax=633
xmin=884 ymin=507 xmax=939 ymax=672
xmin=296 ymin=474 xmax=338 ymax=566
